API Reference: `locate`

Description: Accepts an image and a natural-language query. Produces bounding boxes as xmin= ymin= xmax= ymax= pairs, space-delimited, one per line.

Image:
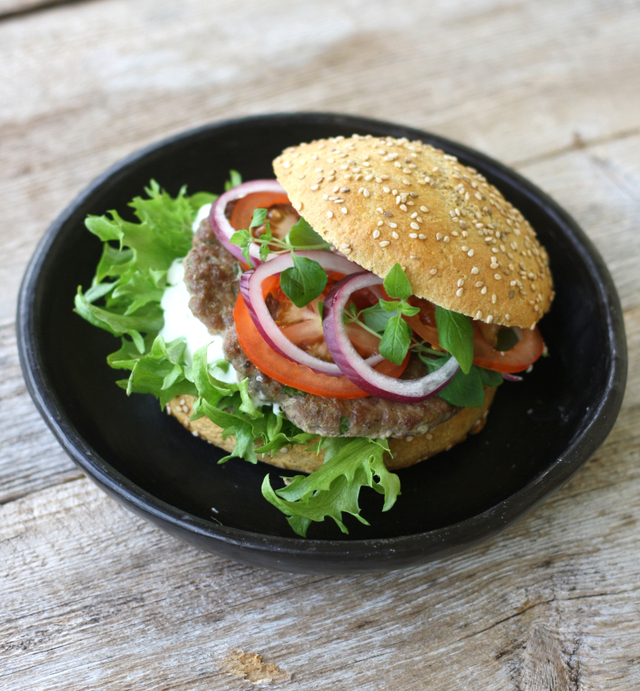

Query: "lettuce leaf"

xmin=262 ymin=438 xmax=399 ymax=537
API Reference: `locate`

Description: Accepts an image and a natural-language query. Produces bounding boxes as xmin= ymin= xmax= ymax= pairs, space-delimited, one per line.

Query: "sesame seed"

xmin=471 ymin=267 xmax=479 ymax=274
xmin=494 ymin=274 xmax=502 ymax=280
xmin=481 ymin=286 xmax=488 ymax=294
xmin=409 ymin=233 xmax=418 ymax=239
xmin=443 ymin=236 xmax=450 ymax=243
xmin=420 ymin=206 xmax=429 ymax=213
xmin=383 ymin=187 xmax=391 ymax=193
xmin=410 ymin=222 xmax=420 ymax=230
xmin=476 ymin=310 xmax=482 ymax=320
xmin=505 ymin=314 xmax=511 ymax=321
xmin=456 ymin=288 xmax=464 ymax=297
xmin=373 ymin=229 xmax=381 ymax=239
xmin=363 ymin=189 xmax=370 ymax=197
xmin=486 ymin=314 xmax=494 ymax=324
xmin=467 ymin=249 xmax=474 ymax=257
xmin=392 ymin=231 xmax=399 ymax=239
xmin=429 ymin=268 xmax=438 ymax=275
xmin=457 ymin=279 xmax=464 ymax=287
xmin=310 ymin=185 xmax=319 ymax=191
xmin=419 ymin=234 xmax=427 ymax=240
xmin=341 ymin=207 xmax=348 ymax=214
xmin=388 ymin=222 xmax=398 ymax=228
xmin=379 ymin=241 xmax=390 ymax=247
xmin=461 ymin=246 xmax=469 ymax=252
xmin=492 ymin=294 xmax=497 ymax=303
xmin=327 ymin=211 xmax=333 ymax=218
xmin=400 ymin=204 xmax=408 ymax=211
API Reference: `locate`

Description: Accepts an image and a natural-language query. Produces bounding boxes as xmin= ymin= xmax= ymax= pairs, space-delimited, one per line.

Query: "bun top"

xmin=273 ymin=134 xmax=554 ymax=328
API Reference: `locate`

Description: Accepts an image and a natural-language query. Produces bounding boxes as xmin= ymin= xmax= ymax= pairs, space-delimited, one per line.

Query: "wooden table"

xmin=2 ymin=0 xmax=639 ymax=688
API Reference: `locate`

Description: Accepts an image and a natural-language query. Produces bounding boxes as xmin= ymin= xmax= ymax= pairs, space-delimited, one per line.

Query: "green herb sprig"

xmin=230 ymin=211 xmax=331 ymax=269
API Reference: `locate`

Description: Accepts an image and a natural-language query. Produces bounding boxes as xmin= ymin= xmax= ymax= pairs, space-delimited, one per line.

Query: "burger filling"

xmin=183 ymin=218 xmax=459 ymax=438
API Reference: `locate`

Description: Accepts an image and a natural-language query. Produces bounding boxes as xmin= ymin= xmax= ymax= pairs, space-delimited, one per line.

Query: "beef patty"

xmin=183 ymin=219 xmax=459 ymax=438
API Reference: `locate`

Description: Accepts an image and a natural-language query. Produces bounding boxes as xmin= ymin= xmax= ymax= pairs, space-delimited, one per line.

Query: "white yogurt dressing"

xmin=158 ymin=202 xmax=240 ymax=384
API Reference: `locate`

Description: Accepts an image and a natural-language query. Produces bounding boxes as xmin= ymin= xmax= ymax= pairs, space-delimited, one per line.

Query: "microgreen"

xmin=280 ymin=251 xmax=328 ymax=308
xmin=224 ymin=170 xmax=243 ymax=191
xmin=435 ymin=306 xmax=475 ymax=374
xmin=378 ymin=315 xmax=412 ymax=365
xmin=231 ymin=212 xmax=331 ymax=266
xmin=418 ymin=348 xmax=503 ymax=408
xmin=285 ymin=217 xmax=331 ymax=250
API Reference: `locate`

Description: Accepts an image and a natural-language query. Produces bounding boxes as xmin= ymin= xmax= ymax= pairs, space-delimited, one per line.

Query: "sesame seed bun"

xmin=166 ymin=389 xmax=496 ymax=474
xmin=273 ymin=134 xmax=554 ymax=329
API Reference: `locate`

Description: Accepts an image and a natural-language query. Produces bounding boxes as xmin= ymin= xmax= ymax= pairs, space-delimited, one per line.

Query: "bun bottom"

xmin=165 ymin=388 xmax=496 ymax=474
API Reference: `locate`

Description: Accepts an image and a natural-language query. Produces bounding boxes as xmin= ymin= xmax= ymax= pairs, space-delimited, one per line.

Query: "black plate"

xmin=17 ymin=113 xmax=627 ymax=573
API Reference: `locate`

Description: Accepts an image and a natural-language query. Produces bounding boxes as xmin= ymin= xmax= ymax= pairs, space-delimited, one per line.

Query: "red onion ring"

xmin=240 ymin=251 xmax=384 ymax=377
xmin=502 ymin=372 xmax=523 ymax=382
xmin=210 ymin=179 xmax=286 ymax=265
xmin=323 ymin=273 xmax=460 ymax=402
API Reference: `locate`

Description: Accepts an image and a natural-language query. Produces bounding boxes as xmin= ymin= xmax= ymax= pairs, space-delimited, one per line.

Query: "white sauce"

xmin=158 ymin=203 xmax=241 ymax=384
xmin=159 ymin=260 xmax=239 ymax=384
xmin=192 ymin=203 xmax=212 ymax=231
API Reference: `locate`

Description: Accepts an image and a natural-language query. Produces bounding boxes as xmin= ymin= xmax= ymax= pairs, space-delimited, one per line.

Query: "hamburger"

xmin=76 ymin=134 xmax=553 ymax=536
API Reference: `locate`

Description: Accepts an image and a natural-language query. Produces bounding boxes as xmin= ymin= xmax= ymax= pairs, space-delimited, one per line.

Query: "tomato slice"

xmin=404 ymin=296 xmax=544 ymax=373
xmin=229 ymin=191 xmax=299 ymax=239
xmin=264 ymin=274 xmax=381 ymax=361
xmin=233 ymin=293 xmax=409 ymax=399
xmin=404 ymin=297 xmax=442 ymax=350
xmin=471 ymin=323 xmax=544 ymax=373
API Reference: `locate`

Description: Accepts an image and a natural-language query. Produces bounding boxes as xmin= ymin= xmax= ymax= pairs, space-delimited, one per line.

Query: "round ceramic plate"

xmin=18 ymin=113 xmax=627 ymax=573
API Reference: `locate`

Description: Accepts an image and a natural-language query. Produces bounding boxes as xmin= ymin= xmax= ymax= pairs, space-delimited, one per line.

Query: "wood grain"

xmin=1 ymin=0 xmax=639 ymax=688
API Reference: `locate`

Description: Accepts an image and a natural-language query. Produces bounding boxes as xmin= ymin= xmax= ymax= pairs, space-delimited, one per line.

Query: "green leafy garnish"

xmin=378 ymin=315 xmax=412 ymax=365
xmin=225 ymin=170 xmax=243 ymax=191
xmin=383 ymin=262 xmax=413 ymax=300
xmin=230 ymin=212 xmax=332 ymax=266
xmin=75 ymin=180 xmax=216 ymax=352
xmin=420 ymin=352 xmax=503 ymax=408
xmin=262 ymin=438 xmax=400 ymax=537
xmin=363 ymin=263 xmax=419 ymax=365
xmin=279 ymin=251 xmax=328 ymax=308
xmin=286 ymin=217 xmax=331 ymax=250
xmin=435 ymin=305 xmax=475 ymax=374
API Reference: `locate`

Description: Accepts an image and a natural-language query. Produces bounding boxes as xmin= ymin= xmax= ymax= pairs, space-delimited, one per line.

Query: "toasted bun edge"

xmin=166 ymin=388 xmax=496 ymax=474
